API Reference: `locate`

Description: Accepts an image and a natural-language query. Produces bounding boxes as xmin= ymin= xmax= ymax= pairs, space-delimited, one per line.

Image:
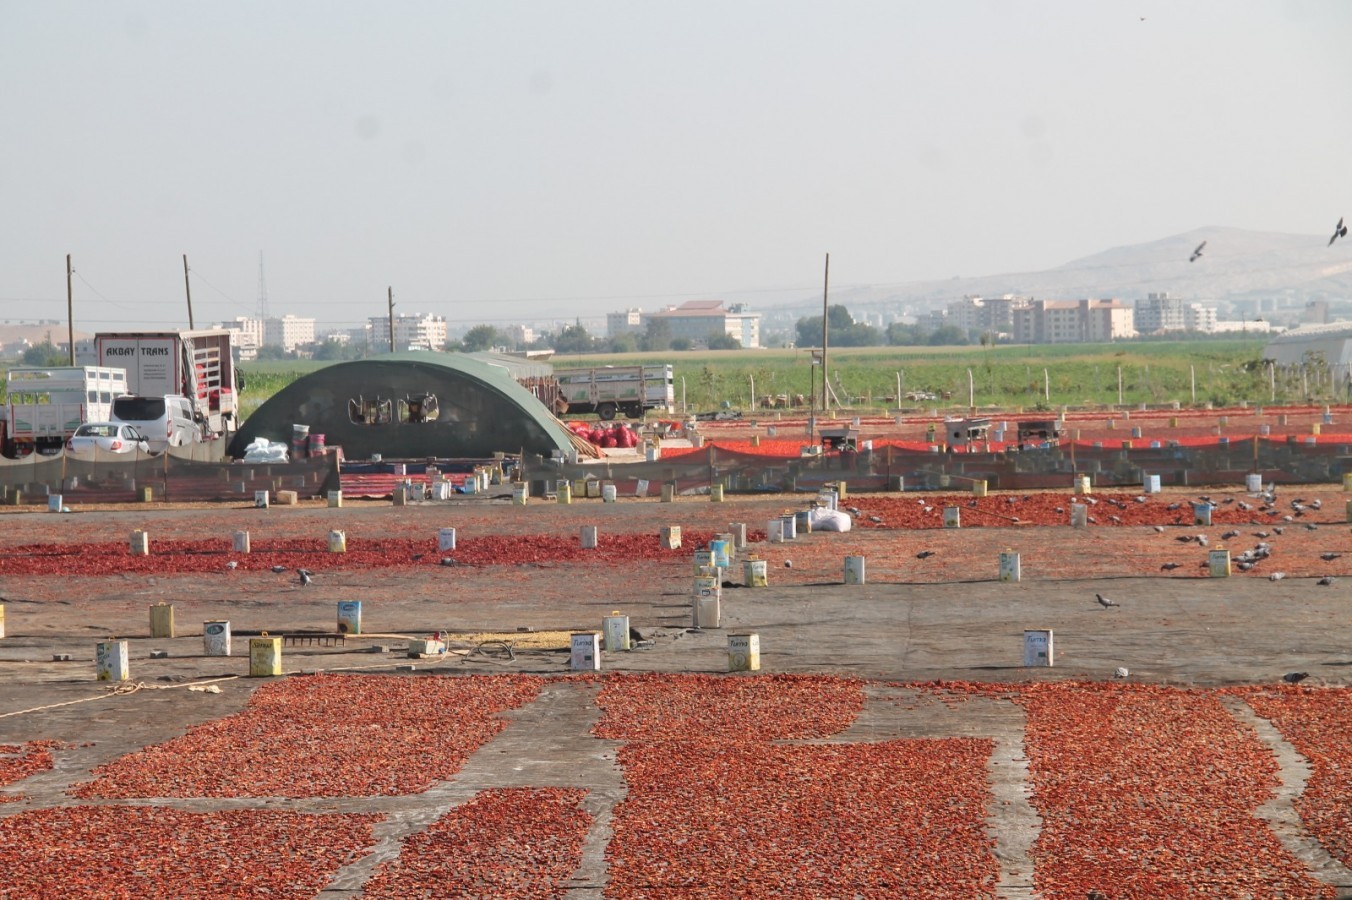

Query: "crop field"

xmin=223 ymin=339 xmax=1311 ymax=420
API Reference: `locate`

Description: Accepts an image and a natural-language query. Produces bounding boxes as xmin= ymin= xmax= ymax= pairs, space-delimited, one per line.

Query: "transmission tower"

xmin=256 ymin=251 xmax=270 ymax=321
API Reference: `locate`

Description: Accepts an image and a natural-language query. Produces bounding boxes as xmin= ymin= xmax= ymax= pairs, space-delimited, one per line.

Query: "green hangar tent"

xmin=227 ymin=352 xmax=576 ymax=460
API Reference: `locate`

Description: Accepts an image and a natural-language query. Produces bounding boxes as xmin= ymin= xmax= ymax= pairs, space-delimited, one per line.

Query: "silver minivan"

xmin=110 ymin=395 xmax=199 ymax=453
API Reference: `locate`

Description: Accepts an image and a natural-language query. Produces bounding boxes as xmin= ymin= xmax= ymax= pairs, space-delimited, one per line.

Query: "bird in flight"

xmin=1190 ymin=241 xmax=1206 ymax=262
xmin=1331 ymin=217 xmax=1348 ymax=247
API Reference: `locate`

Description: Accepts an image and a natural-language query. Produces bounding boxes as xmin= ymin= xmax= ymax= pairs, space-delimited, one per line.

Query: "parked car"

xmin=65 ymin=422 xmax=150 ymax=457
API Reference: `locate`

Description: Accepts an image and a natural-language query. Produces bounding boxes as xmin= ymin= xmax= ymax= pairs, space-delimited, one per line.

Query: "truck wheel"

xmin=626 ymin=405 xmax=643 ymax=420
xmin=597 ymin=403 xmax=617 ymax=421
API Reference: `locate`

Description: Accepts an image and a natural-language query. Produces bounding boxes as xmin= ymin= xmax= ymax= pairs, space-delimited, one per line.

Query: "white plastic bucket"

xmin=438 ymin=527 xmax=457 ymax=552
xmin=204 ymin=621 xmax=232 ymax=657
xmin=844 ymin=556 xmax=866 ymax=585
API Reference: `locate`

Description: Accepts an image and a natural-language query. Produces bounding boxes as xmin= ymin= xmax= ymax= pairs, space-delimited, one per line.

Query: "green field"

xmin=218 ymin=338 xmax=1337 ymax=420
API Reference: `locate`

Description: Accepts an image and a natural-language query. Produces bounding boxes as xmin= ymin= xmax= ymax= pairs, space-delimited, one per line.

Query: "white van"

xmin=110 ymin=395 xmax=199 ymax=452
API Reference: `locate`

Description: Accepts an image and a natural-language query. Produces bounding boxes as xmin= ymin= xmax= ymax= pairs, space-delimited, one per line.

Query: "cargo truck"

xmin=0 ymin=366 xmax=130 ymax=457
xmin=94 ymin=330 xmax=241 ymax=441
xmin=552 ymin=364 xmax=674 ymax=419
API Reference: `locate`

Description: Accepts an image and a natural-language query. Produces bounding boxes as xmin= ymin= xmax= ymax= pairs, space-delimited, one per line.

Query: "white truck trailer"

xmin=94 ymin=330 xmax=241 ymax=440
xmin=552 ymin=364 xmax=674 ymax=420
xmin=1 ymin=366 xmax=130 ymax=457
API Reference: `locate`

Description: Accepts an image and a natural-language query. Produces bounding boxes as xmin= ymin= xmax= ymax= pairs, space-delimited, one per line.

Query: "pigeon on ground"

xmin=225 ymin=561 xmax=238 ymax=571
xmin=1175 ymin=535 xmax=1194 ymax=543
xmin=1196 ymin=535 xmax=1209 ymax=547
xmin=1283 ymin=672 xmax=1310 ymax=684
xmin=1310 ymin=499 xmax=1322 ymax=510
xmin=1306 ymin=523 xmax=1319 ymax=532
xmin=868 ymin=515 xmax=883 ymax=524
xmin=1095 ymin=593 xmax=1119 ymax=609
xmin=1317 ymin=575 xmax=1335 ymax=586
xmin=1161 ymin=562 xmax=1180 ymax=571
xmin=411 ymin=553 xmax=424 ymax=561
xmin=916 ymin=550 xmax=936 ymax=559
xmin=1253 ymin=531 xmax=1269 ymax=538
xmin=847 ymin=506 xmax=862 ymax=517
xmin=1153 ymin=525 xmax=1165 ymax=533
xmin=440 ymin=557 xmax=456 ymax=567
xmin=1330 ymin=216 xmax=1348 ymax=247
xmin=1114 ymin=667 xmax=1130 ymax=679
xmin=298 ymin=569 xmax=313 ymax=586
xmin=1190 ymin=241 xmax=1206 ymax=262
xmin=1269 ymin=572 xmax=1286 ymax=581
xmin=784 ymin=560 xmax=793 ymax=568
xmin=1320 ymin=552 xmax=1340 ymax=561
xmin=1221 ymin=530 xmax=1240 ymax=540
xmin=1274 ymin=526 xmax=1286 ymax=535
xmin=271 ymin=565 xmax=287 ymax=574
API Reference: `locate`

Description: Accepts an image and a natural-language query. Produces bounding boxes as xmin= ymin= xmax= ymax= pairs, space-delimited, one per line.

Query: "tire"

xmin=597 ymin=402 xmax=617 ymax=421
xmin=626 ymin=405 xmax=644 ymax=420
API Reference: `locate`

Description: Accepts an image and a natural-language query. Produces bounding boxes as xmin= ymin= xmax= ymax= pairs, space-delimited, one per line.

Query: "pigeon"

xmin=225 ymin=560 xmax=238 ymax=571
xmin=1161 ymin=562 xmax=1180 ymax=571
xmin=1221 ymin=530 xmax=1240 ymax=540
xmin=271 ymin=565 xmax=287 ymax=574
xmin=1196 ymin=535 xmax=1209 ymax=547
xmin=1190 ymin=240 xmax=1206 ymax=262
xmin=1330 ymin=216 xmax=1348 ymax=247
xmin=1175 ymin=535 xmax=1194 ymax=543
xmin=1274 ymin=526 xmax=1286 ymax=535
xmin=1269 ymin=572 xmax=1286 ymax=581
xmin=868 ymin=515 xmax=884 ymax=524
xmin=440 ymin=557 xmax=457 ymax=567
xmin=1306 ymin=523 xmax=1319 ymax=532
xmin=784 ymin=560 xmax=793 ymax=568
xmin=411 ymin=553 xmax=425 ymax=561
xmin=916 ymin=550 xmax=936 ymax=559
xmin=1153 ymin=525 xmax=1165 ymax=533
xmin=1310 ymin=499 xmax=1322 ymax=510
xmin=846 ymin=506 xmax=862 ymax=517
xmin=1114 ymin=667 xmax=1130 ymax=679
xmin=297 ymin=569 xmax=313 ymax=586
xmin=1095 ymin=593 xmax=1119 ymax=609
xmin=1283 ymin=672 xmax=1310 ymax=684
xmin=1317 ymin=575 xmax=1335 ymax=586
xmin=1253 ymin=531 xmax=1269 ymax=538
xmin=1320 ymin=552 xmax=1340 ymax=562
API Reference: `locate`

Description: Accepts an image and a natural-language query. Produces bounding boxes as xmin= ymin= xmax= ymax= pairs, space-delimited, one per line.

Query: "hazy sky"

xmin=3 ymin=1 xmax=1350 ymax=333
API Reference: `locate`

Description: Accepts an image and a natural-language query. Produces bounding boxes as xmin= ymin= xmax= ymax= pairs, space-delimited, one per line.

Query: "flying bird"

xmin=1190 ymin=241 xmax=1206 ymax=262
xmin=1330 ymin=216 xmax=1348 ymax=247
xmin=1283 ymin=672 xmax=1310 ymax=684
xmin=298 ymin=569 xmax=313 ymax=586
xmin=1096 ymin=593 xmax=1119 ymax=609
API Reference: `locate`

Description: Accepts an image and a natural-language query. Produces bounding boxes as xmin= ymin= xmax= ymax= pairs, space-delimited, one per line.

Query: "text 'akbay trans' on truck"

xmin=552 ymin=364 xmax=674 ymax=420
xmin=94 ymin=330 xmax=242 ymax=441
xmin=0 ymin=366 xmax=129 ymax=458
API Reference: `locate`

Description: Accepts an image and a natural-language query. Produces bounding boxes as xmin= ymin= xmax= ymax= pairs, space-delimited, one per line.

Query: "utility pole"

xmin=183 ymin=254 xmax=195 ymax=329
xmin=387 ymin=287 xmax=396 ymax=353
xmin=821 ymin=252 xmax=830 ymax=413
xmin=66 ymin=254 xmax=75 ymax=365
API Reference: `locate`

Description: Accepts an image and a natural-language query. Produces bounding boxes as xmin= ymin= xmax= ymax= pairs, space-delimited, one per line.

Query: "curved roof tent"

xmin=227 ymin=352 xmax=576 ymax=460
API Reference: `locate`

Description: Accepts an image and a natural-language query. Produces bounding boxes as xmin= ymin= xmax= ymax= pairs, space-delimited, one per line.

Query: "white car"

xmin=66 ymin=422 xmax=151 ymax=457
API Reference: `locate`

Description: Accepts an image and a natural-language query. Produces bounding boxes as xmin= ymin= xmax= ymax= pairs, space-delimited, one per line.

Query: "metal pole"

xmin=387 ymin=287 xmax=395 ymax=353
xmin=66 ymin=254 xmax=75 ymax=365
xmin=182 ymin=254 xmax=194 ymax=330
xmin=1270 ymin=362 xmax=1276 ymax=403
xmin=820 ymin=253 xmax=830 ymax=415
xmin=1044 ymin=368 xmax=1049 ymax=402
xmin=1117 ymin=366 xmax=1123 ymax=405
xmin=968 ymin=368 xmax=974 ymax=409
xmin=1191 ymin=365 xmax=1196 ymax=404
xmin=749 ymin=373 xmax=755 ymax=411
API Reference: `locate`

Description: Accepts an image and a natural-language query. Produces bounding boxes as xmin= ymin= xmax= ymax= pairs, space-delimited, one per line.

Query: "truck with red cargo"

xmin=93 ymin=330 xmax=241 ymax=442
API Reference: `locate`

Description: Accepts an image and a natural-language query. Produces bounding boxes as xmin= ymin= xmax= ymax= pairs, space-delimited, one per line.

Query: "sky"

xmin=2 ymin=0 xmax=1350 ymax=334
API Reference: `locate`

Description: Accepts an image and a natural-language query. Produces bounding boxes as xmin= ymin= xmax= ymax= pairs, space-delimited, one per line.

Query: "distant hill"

xmin=0 ymin=323 xmax=93 ymax=358
xmin=755 ymin=227 xmax=1352 ymax=318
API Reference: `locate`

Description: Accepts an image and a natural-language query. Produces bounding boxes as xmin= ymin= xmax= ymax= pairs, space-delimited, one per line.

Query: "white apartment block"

xmin=1135 ymin=293 xmax=1217 ymax=334
xmin=1012 ymin=299 xmax=1136 ymax=344
xmin=606 ymin=308 xmax=644 ymax=337
xmin=367 ymin=313 xmax=448 ymax=351
xmin=502 ymin=324 xmax=535 ymax=346
xmin=264 ymin=314 xmax=316 ymax=351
